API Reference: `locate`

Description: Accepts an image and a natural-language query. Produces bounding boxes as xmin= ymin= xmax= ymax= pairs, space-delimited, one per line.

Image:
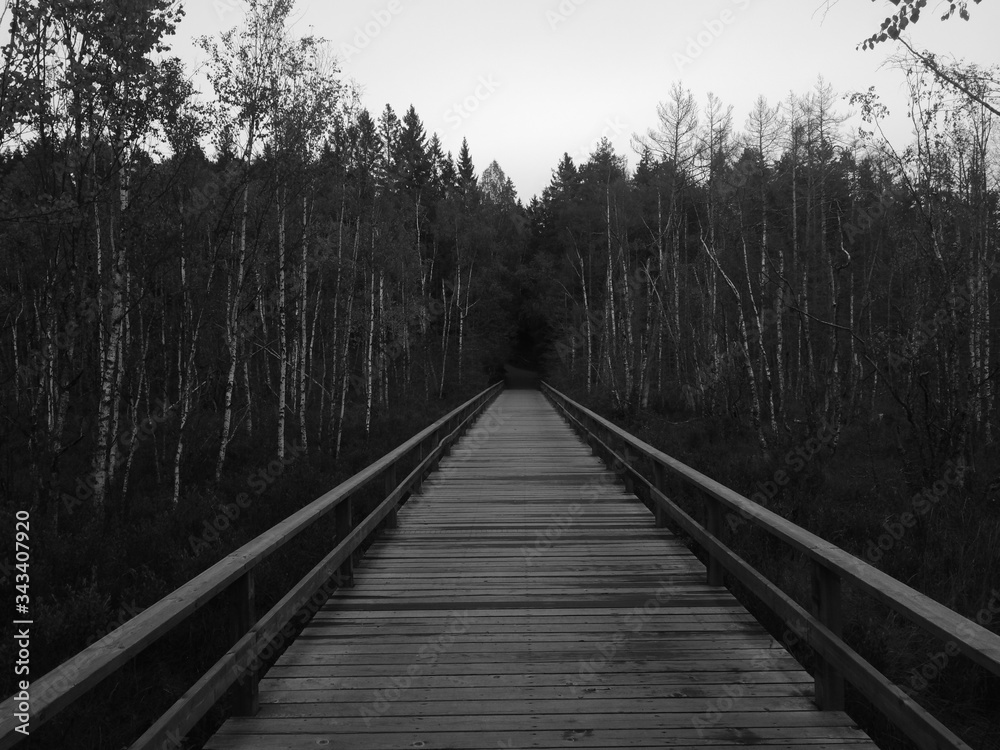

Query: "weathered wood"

xmin=229 ymin=572 xmax=258 ymax=716
xmin=653 ymin=462 xmax=668 ymax=528
xmin=384 ymin=466 xmax=398 ymax=529
xmin=0 ymin=383 xmax=502 ymax=749
xmin=129 ymin=398 xmax=498 ymax=749
xmin=204 ymin=390 xmax=877 ymax=750
xmin=332 ymin=496 xmax=354 ymax=587
xmin=544 ymin=383 xmax=981 ymax=750
xmin=812 ymin=561 xmax=845 ymax=711
xmin=646 ymin=479 xmax=977 ymax=750
xmin=704 ymin=493 xmax=724 ymax=587
xmin=543 ymin=383 xmax=1000 ymax=680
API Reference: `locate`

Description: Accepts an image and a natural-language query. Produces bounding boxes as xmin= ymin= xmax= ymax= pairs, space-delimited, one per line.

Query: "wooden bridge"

xmin=2 ymin=383 xmax=999 ymax=749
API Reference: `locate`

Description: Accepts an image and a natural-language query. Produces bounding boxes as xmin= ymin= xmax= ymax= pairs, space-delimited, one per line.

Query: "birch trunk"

xmin=277 ymin=192 xmax=287 ymax=462
xmin=91 ymin=207 xmax=125 ymax=513
xmin=438 ymin=277 xmax=452 ymax=399
xmin=364 ymin=263 xmax=375 ymax=436
xmin=299 ymin=196 xmax=309 ymax=454
xmin=702 ymin=235 xmax=767 ymax=449
xmin=215 ymin=190 xmax=248 ymax=482
xmin=742 ymin=236 xmax=778 ymax=438
xmin=335 ymin=221 xmax=361 ymax=459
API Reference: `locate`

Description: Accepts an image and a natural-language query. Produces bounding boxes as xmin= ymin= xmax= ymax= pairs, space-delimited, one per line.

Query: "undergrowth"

xmin=0 ymin=383 xmax=489 ymax=749
xmin=553 ymin=378 xmax=1000 ymax=750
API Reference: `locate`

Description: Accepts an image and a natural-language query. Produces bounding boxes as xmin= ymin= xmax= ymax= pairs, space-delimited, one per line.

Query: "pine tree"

xmin=457 ymin=137 xmax=478 ymax=205
xmin=396 ymin=105 xmax=431 ymax=197
xmin=377 ymin=104 xmax=401 ymax=191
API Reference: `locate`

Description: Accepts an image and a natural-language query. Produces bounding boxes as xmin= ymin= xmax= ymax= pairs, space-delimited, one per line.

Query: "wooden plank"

xmin=544 ymin=385 xmax=982 ymax=750
xmin=204 ymin=390 xmax=878 ymax=750
xmin=0 ymin=384 xmax=502 ymax=749
xmin=542 ymin=383 xmax=1000 ymax=679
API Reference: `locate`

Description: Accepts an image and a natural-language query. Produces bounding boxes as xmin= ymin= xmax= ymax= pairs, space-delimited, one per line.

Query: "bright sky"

xmin=31 ymin=1 xmax=1000 ymax=201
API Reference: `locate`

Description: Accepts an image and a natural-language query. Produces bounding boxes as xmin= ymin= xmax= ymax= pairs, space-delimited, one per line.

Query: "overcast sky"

xmin=168 ymin=1 xmax=996 ymax=200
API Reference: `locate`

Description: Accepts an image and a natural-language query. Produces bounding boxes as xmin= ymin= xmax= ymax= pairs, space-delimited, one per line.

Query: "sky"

xmin=58 ymin=1 xmax=1000 ymax=200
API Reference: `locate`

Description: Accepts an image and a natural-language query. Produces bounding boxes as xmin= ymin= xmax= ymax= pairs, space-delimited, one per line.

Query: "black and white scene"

xmin=0 ymin=1 xmax=998 ymax=748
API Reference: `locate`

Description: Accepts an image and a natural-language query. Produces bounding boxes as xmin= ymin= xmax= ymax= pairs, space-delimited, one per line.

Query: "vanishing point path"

xmin=205 ymin=389 xmax=878 ymax=749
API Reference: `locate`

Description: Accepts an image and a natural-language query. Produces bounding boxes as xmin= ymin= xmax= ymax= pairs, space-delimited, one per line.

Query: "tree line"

xmin=529 ymin=69 xmax=997 ymax=481
xmin=0 ymin=1 xmax=997 ymax=745
xmin=1 ymin=0 xmax=524 ymax=530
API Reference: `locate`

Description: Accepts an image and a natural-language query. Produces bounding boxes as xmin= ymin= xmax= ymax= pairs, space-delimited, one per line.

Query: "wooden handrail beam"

xmin=541 ymin=381 xmax=998 ymax=750
xmin=129 ymin=394 xmax=490 ymax=749
xmin=0 ymin=382 xmax=502 ymax=749
xmin=541 ymin=382 xmax=1000 ymax=678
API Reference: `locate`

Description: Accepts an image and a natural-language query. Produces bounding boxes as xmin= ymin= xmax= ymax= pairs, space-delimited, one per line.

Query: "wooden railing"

xmin=0 ymin=382 xmax=503 ymax=750
xmin=542 ymin=382 xmax=1000 ymax=750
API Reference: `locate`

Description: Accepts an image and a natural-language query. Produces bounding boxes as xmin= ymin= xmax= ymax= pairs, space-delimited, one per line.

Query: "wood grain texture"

xmin=204 ymin=389 xmax=878 ymax=749
xmin=542 ymin=383 xmax=1000 ymax=681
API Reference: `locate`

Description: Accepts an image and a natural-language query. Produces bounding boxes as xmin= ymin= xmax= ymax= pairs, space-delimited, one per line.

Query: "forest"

xmin=1 ymin=0 xmax=998 ymax=747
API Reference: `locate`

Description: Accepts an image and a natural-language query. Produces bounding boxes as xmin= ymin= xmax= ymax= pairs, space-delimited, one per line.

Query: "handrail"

xmin=0 ymin=381 xmax=503 ymax=749
xmin=542 ymin=382 xmax=999 ymax=750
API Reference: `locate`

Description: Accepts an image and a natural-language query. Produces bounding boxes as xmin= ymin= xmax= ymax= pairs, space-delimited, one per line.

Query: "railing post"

xmin=430 ymin=427 xmax=442 ymax=470
xmin=812 ymin=562 xmax=845 ymax=710
xmin=704 ymin=495 xmax=724 ymax=586
xmin=414 ymin=439 xmax=427 ymax=494
xmin=653 ymin=463 xmax=668 ymax=528
xmin=333 ymin=497 xmax=354 ymax=587
xmin=230 ymin=571 xmax=258 ymax=715
xmin=385 ymin=465 xmax=398 ymax=529
xmin=620 ymin=441 xmax=634 ymax=494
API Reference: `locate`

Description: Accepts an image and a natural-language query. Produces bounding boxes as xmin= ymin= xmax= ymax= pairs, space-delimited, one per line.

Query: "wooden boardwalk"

xmin=206 ymin=389 xmax=878 ymax=749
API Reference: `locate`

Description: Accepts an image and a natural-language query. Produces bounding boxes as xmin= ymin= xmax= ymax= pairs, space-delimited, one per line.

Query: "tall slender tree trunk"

xmin=277 ymin=191 xmax=287 ymax=461
xmin=92 ymin=205 xmax=126 ymax=514
xmin=215 ymin=191 xmax=248 ymax=482
xmin=364 ymin=262 xmax=376 ymax=436
xmin=335 ymin=221 xmax=361 ymax=459
xmin=298 ymin=195 xmax=309 ymax=454
xmin=743 ymin=236 xmax=778 ymax=438
xmin=703 ymin=235 xmax=767 ymax=449
xmin=439 ymin=277 xmax=452 ymax=399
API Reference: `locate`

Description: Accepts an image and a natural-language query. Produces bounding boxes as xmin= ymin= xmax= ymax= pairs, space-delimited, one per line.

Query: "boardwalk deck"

xmin=205 ymin=389 xmax=878 ymax=749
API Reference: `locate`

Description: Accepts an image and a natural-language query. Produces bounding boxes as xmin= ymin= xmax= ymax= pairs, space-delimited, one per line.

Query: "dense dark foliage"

xmin=1 ymin=0 xmax=998 ymax=747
